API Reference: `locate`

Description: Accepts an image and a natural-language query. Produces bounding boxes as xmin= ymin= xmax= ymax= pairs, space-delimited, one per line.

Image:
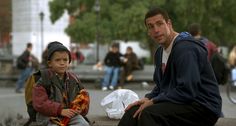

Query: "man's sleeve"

xmin=145 ymin=86 xmax=160 ymax=99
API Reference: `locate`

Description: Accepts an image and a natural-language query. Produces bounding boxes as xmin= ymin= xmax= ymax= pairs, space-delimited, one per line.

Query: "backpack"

xmin=198 ymin=37 xmax=230 ymax=85
xmin=210 ymin=52 xmax=230 ymax=85
xmin=24 ymin=70 xmax=51 ymax=126
xmin=17 ymin=55 xmax=27 ymax=69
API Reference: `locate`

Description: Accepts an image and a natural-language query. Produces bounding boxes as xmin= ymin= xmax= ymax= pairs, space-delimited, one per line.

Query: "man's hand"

xmin=125 ymin=98 xmax=148 ymax=112
xmin=61 ymin=109 xmax=80 ymax=118
xmin=132 ymin=98 xmax=154 ymax=119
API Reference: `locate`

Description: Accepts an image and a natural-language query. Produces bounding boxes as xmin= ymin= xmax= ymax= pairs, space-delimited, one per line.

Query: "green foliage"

xmin=49 ymin=0 xmax=236 ymax=47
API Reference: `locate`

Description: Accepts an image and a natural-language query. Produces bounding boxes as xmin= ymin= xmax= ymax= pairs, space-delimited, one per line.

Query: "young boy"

xmin=32 ymin=41 xmax=90 ymax=126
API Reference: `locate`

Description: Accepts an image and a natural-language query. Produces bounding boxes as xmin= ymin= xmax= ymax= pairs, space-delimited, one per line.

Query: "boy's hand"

xmin=61 ymin=109 xmax=79 ymax=118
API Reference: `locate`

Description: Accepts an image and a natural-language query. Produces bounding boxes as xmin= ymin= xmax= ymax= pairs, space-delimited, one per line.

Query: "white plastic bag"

xmin=100 ymin=89 xmax=139 ymax=119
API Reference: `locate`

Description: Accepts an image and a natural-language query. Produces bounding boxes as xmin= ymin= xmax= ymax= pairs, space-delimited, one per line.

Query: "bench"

xmin=0 ymin=65 xmax=154 ymax=87
xmin=0 ymin=65 xmax=154 ymax=81
xmin=72 ymin=65 xmax=154 ymax=83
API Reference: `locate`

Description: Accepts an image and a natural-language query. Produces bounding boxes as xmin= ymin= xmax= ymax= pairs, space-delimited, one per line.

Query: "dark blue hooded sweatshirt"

xmin=145 ymin=32 xmax=222 ymax=117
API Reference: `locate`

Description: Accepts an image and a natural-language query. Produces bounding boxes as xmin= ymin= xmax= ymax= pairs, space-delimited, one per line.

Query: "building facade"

xmin=0 ymin=0 xmax=11 ymax=49
xmin=12 ymin=0 xmax=70 ymax=61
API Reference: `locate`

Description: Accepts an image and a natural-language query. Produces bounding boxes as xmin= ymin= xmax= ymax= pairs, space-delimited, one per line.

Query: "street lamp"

xmin=94 ymin=0 xmax=100 ymax=63
xmin=39 ymin=12 xmax=44 ymax=54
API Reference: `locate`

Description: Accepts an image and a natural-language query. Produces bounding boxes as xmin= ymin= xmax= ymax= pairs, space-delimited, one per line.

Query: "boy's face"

xmin=47 ymin=51 xmax=70 ymax=77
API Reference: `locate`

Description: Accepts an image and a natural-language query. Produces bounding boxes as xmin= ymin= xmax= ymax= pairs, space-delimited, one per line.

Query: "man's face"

xmin=146 ymin=14 xmax=172 ymax=45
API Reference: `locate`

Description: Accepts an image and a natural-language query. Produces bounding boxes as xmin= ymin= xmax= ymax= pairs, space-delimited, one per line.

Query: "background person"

xmin=15 ymin=42 xmax=34 ymax=93
xmin=119 ymin=46 xmax=140 ymax=88
xmin=228 ymin=46 xmax=236 ymax=69
xmin=188 ymin=23 xmax=230 ymax=85
xmin=101 ymin=44 xmax=122 ymax=91
xmin=188 ymin=22 xmax=218 ymax=60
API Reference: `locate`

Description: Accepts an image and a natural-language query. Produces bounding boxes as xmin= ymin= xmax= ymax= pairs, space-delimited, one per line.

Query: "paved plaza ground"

xmin=0 ymin=83 xmax=236 ymax=125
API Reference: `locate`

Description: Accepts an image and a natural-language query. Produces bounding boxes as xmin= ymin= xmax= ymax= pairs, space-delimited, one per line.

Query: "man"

xmin=15 ymin=42 xmax=34 ymax=93
xmin=118 ymin=7 xmax=222 ymax=126
xmin=188 ymin=23 xmax=217 ymax=60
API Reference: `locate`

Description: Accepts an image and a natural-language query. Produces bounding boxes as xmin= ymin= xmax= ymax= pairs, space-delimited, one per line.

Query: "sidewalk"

xmin=0 ymin=85 xmax=236 ymax=126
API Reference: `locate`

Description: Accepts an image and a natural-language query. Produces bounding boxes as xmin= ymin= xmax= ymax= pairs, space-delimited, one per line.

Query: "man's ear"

xmin=47 ymin=61 xmax=51 ymax=67
xmin=167 ymin=19 xmax=172 ymax=27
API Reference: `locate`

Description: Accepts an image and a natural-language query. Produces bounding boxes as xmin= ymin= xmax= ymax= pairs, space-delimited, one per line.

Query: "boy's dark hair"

xmin=188 ymin=23 xmax=201 ymax=36
xmin=27 ymin=42 xmax=32 ymax=48
xmin=127 ymin=46 xmax=133 ymax=51
xmin=144 ymin=7 xmax=170 ymax=26
xmin=47 ymin=41 xmax=72 ymax=63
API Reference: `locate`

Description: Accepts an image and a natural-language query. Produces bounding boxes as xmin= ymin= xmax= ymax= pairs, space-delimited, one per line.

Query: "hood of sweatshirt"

xmin=173 ymin=32 xmax=207 ymax=52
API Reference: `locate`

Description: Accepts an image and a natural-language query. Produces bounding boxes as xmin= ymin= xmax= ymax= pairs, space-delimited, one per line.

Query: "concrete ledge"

xmin=89 ymin=117 xmax=236 ymax=126
xmin=11 ymin=117 xmax=236 ymax=126
xmin=89 ymin=115 xmax=119 ymax=126
xmin=215 ymin=118 xmax=236 ymax=126
xmin=0 ymin=65 xmax=155 ymax=86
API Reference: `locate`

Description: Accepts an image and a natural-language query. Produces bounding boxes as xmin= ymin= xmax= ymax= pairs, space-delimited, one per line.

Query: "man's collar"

xmin=164 ymin=34 xmax=179 ymax=53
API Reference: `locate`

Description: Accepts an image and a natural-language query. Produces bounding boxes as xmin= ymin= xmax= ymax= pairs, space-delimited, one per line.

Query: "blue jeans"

xmin=16 ymin=67 xmax=33 ymax=91
xmin=102 ymin=66 xmax=120 ymax=87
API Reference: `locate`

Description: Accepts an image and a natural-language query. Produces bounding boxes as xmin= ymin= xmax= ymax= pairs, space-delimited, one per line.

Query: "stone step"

xmin=9 ymin=117 xmax=236 ymax=126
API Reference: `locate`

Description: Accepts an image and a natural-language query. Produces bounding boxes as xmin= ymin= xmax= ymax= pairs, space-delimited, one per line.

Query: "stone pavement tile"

xmin=88 ymin=115 xmax=119 ymax=126
xmin=215 ymin=118 xmax=236 ymax=126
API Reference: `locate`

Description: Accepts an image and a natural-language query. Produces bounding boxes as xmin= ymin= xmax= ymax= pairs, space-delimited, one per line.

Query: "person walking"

xmin=118 ymin=7 xmax=222 ymax=126
xmin=15 ymin=42 xmax=34 ymax=93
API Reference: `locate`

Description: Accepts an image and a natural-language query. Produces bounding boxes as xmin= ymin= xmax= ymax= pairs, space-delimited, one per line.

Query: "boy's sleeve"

xmin=32 ymin=84 xmax=62 ymax=117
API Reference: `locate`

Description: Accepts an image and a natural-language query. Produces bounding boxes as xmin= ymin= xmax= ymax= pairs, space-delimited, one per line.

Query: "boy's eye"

xmin=63 ymin=58 xmax=68 ymax=62
xmin=55 ymin=59 xmax=60 ymax=62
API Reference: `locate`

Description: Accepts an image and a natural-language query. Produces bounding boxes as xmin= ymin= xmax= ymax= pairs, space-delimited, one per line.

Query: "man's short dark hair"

xmin=144 ymin=7 xmax=170 ymax=26
xmin=27 ymin=42 xmax=32 ymax=48
xmin=188 ymin=23 xmax=201 ymax=36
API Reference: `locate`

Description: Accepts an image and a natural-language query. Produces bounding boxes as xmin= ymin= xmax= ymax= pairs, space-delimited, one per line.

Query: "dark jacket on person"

xmin=124 ymin=52 xmax=140 ymax=70
xmin=17 ymin=49 xmax=31 ymax=69
xmin=145 ymin=32 xmax=222 ymax=117
xmin=104 ymin=52 xmax=122 ymax=67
